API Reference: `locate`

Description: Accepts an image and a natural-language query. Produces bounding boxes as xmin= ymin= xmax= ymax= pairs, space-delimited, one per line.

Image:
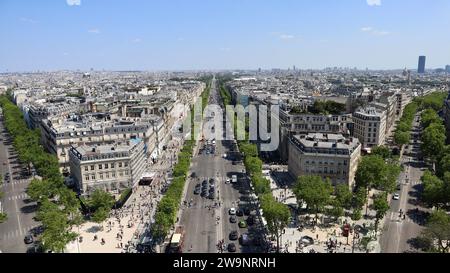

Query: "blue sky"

xmin=1 ymin=0 xmax=450 ymax=72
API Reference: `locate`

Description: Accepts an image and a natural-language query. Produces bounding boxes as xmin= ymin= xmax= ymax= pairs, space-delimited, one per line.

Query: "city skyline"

xmin=1 ymin=0 xmax=450 ymax=72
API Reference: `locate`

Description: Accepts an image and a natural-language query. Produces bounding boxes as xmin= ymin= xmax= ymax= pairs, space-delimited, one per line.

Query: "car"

xmin=246 ymin=216 xmax=255 ymax=226
xmin=201 ymin=190 xmax=208 ymax=197
xmin=191 ymin=172 xmax=197 ymax=178
xmin=243 ymin=208 xmax=251 ymax=216
xmin=209 ymin=187 xmax=215 ymax=193
xmin=195 ymin=183 xmax=201 ymax=188
xmin=194 ymin=188 xmax=201 ymax=195
xmin=238 ymin=221 xmax=248 ymax=228
xmin=227 ymin=243 xmax=236 ymax=253
xmin=393 ymin=193 xmax=400 ymax=200
xmin=396 ymin=184 xmax=401 ymax=190
xmin=208 ymin=193 xmax=216 ymax=200
xmin=229 ymin=231 xmax=239 ymax=241
xmin=229 ymin=208 xmax=236 ymax=215
xmin=236 ymin=209 xmax=244 ymax=217
xmin=230 ymin=215 xmax=237 ymax=223
xmin=24 ymin=235 xmax=34 ymax=244
xmin=226 ymin=179 xmax=231 ymax=183
xmin=209 ymin=178 xmax=215 ymax=184
xmin=202 ymin=180 xmax=208 ymax=186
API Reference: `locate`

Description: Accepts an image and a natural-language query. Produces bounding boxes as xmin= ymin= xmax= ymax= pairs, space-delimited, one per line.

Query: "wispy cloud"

xmin=20 ymin=17 xmax=38 ymax=24
xmin=88 ymin=29 xmax=100 ymax=34
xmin=366 ymin=0 xmax=381 ymax=6
xmin=132 ymin=38 xmax=142 ymax=43
xmin=361 ymin=26 xmax=390 ymax=36
xmin=279 ymin=34 xmax=295 ymax=40
xmin=67 ymin=0 xmax=81 ymax=6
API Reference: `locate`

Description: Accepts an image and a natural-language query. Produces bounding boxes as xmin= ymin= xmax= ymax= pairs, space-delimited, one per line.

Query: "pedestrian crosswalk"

xmin=9 ymin=180 xmax=30 ymax=186
xmin=6 ymin=193 xmax=29 ymax=201
xmin=1 ymin=225 xmax=39 ymax=241
xmin=388 ymin=211 xmax=415 ymax=223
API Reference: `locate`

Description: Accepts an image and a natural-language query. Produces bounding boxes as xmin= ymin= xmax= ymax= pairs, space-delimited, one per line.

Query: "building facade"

xmin=288 ymin=133 xmax=361 ymax=188
xmin=418 ymin=56 xmax=426 ymax=74
xmin=352 ymin=107 xmax=387 ymax=148
xmin=69 ymin=139 xmax=146 ymax=196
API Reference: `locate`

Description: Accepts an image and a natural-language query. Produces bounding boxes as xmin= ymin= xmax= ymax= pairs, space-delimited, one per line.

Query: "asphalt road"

xmin=380 ymin=113 xmax=429 ymax=253
xmin=179 ymin=77 xmax=264 ymax=253
xmin=0 ymin=114 xmax=39 ymax=253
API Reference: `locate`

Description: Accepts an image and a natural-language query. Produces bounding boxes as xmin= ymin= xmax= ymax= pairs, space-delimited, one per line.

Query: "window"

xmin=343 ymin=160 xmax=348 ymax=166
xmin=85 ymin=175 xmax=89 ymax=181
xmin=99 ymin=164 xmax=103 ymax=170
xmin=119 ymin=171 xmax=123 ymax=177
xmin=111 ymin=163 xmax=115 ymax=169
xmin=125 ymin=170 xmax=129 ymax=175
xmin=119 ymin=162 xmax=123 ymax=168
xmin=84 ymin=166 xmax=88 ymax=172
xmin=112 ymin=172 xmax=116 ymax=178
xmin=91 ymin=174 xmax=96 ymax=180
xmin=124 ymin=162 xmax=128 ymax=167
xmin=106 ymin=173 xmax=110 ymax=179
xmin=99 ymin=173 xmax=104 ymax=179
xmin=91 ymin=165 xmax=95 ymax=171
xmin=105 ymin=164 xmax=109 ymax=169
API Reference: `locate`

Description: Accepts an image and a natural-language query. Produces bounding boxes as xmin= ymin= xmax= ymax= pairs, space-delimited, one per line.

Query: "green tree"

xmin=260 ymin=194 xmax=291 ymax=253
xmin=37 ymin=199 xmax=78 ymax=253
xmin=421 ymin=123 xmax=446 ymax=165
xmin=352 ymin=187 xmax=367 ymax=210
xmin=394 ymin=131 xmax=410 ymax=146
xmin=421 ymin=109 xmax=442 ymax=128
xmin=371 ymin=146 xmax=392 ymax=160
xmin=27 ymin=179 xmax=56 ymax=203
xmin=372 ymin=193 xmax=390 ymax=232
xmin=421 ymin=210 xmax=450 ymax=253
xmin=88 ymin=189 xmax=115 ymax=211
xmin=244 ymin=156 xmax=262 ymax=175
xmin=355 ymin=155 xmax=387 ymax=213
xmin=294 ymin=175 xmax=333 ymax=224
xmin=335 ymin=184 xmax=353 ymax=209
xmin=421 ymin=171 xmax=446 ymax=208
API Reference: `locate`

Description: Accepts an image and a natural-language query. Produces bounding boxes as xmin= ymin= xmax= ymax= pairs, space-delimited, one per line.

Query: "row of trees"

xmin=151 ymin=82 xmax=211 ymax=239
xmin=219 ymin=80 xmax=291 ymax=252
xmin=416 ymin=92 xmax=450 ymax=253
xmin=419 ymin=96 xmax=450 ymax=209
xmin=394 ymin=102 xmax=419 ymax=146
xmin=0 ymin=95 xmax=84 ymax=252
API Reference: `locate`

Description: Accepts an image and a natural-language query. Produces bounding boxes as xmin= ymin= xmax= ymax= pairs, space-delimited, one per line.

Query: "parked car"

xmin=229 ymin=216 xmax=237 ymax=223
xmin=238 ymin=221 xmax=248 ymax=228
xmin=393 ymin=193 xmax=400 ymax=200
xmin=236 ymin=209 xmax=244 ymax=217
xmin=246 ymin=216 xmax=255 ymax=226
xmin=227 ymin=243 xmax=236 ymax=252
xmin=24 ymin=235 xmax=34 ymax=244
xmin=229 ymin=231 xmax=238 ymax=241
xmin=194 ymin=188 xmax=201 ymax=195
xmin=229 ymin=208 xmax=236 ymax=215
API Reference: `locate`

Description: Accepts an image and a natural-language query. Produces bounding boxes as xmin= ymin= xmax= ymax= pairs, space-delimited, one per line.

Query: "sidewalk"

xmin=66 ymin=186 xmax=161 ymax=253
xmin=267 ymin=169 xmax=381 ymax=253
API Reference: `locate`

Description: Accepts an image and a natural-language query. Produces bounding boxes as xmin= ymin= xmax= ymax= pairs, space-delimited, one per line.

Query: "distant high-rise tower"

xmin=418 ymin=56 xmax=426 ymax=74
